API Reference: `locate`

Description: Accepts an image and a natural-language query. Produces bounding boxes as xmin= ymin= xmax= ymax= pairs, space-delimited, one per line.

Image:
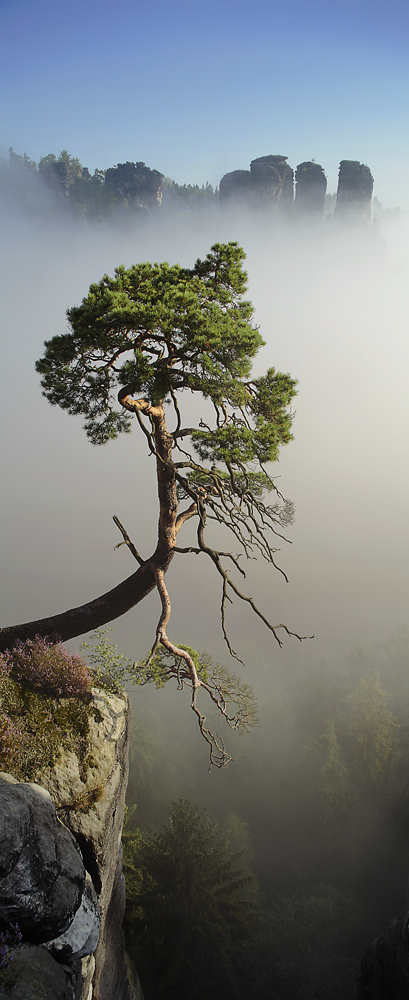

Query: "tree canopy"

xmin=1 ymin=242 xmax=302 ymax=763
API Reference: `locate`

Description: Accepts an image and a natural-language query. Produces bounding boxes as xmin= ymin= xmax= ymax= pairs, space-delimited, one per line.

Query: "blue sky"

xmin=1 ymin=0 xmax=408 ymax=205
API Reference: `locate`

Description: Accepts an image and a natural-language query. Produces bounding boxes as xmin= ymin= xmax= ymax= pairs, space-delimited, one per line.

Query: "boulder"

xmin=44 ymin=874 xmax=100 ymax=963
xmin=0 ymin=943 xmax=75 ymax=1000
xmin=0 ymin=776 xmax=85 ymax=943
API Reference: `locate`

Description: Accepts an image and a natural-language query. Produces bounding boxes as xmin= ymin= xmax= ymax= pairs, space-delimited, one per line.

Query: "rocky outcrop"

xmin=294 ymin=161 xmax=327 ymax=217
xmin=0 ymin=778 xmax=85 ymax=942
xmin=220 ymin=154 xmax=294 ymax=211
xmin=104 ymin=161 xmax=163 ymax=211
xmin=355 ymin=908 xmax=409 ymax=999
xmin=0 ymin=689 xmax=141 ymax=1000
xmin=220 ymin=154 xmax=375 ymax=224
xmin=335 ymin=159 xmax=374 ymax=222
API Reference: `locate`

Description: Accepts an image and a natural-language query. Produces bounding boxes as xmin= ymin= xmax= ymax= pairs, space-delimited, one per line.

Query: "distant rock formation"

xmin=220 ymin=154 xmax=375 ymax=224
xmin=220 ymin=154 xmax=294 ymax=211
xmin=0 ymin=689 xmax=142 ymax=1000
xmin=294 ymin=161 xmax=327 ymax=217
xmin=335 ymin=160 xmax=374 ymax=222
xmin=104 ymin=161 xmax=163 ymax=212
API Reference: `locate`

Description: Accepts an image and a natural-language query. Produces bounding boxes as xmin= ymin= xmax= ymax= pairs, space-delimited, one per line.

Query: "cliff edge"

xmin=0 ymin=688 xmax=143 ymax=1000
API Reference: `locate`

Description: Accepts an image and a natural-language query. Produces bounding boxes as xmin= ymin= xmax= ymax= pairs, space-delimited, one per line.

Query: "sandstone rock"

xmin=220 ymin=154 xmax=293 ymax=211
xmin=0 ymin=943 xmax=75 ymax=999
xmin=0 ymin=776 xmax=85 ymax=943
xmin=72 ymin=955 xmax=95 ymax=1000
xmin=45 ymin=874 xmax=100 ymax=963
xmin=250 ymin=154 xmax=294 ymax=209
xmin=219 ymin=168 xmax=253 ymax=202
xmin=295 ymin=161 xmax=327 ymax=216
xmin=33 ymin=688 xmax=137 ymax=1000
xmin=335 ymin=159 xmax=374 ymax=222
xmin=104 ymin=161 xmax=163 ymax=211
xmin=355 ymin=908 xmax=409 ymax=998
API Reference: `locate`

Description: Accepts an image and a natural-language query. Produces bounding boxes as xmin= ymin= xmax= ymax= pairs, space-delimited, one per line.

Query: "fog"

xmin=2 ymin=196 xmax=409 ymax=993
xmin=1 ymin=205 xmax=408 ymax=660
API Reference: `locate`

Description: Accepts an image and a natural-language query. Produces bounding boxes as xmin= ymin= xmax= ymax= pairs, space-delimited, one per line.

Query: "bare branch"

xmin=113 ymin=515 xmax=145 ymax=566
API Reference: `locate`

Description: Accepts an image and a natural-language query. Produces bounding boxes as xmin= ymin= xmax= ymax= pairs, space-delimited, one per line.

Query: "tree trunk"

xmin=0 ymin=562 xmax=157 ymax=652
xmin=0 ymin=401 xmax=182 ymax=654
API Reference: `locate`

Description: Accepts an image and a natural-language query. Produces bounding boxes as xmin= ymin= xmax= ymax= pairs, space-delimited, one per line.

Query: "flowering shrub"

xmin=0 ymin=636 xmax=92 ymax=698
xmin=0 ymin=711 xmax=26 ymax=772
xmin=0 ymin=639 xmax=97 ymax=781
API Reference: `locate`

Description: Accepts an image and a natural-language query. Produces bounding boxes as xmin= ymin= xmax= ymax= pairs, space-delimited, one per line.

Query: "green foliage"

xmin=80 ymin=629 xmax=133 ymax=692
xmin=302 ymin=651 xmax=400 ymax=827
xmin=35 ymin=241 xmax=296 ymax=469
xmin=344 ymin=672 xmax=398 ymax=785
xmin=161 ymin=177 xmax=216 ymax=210
xmin=123 ymin=798 xmax=261 ymax=1000
xmin=1 ymin=145 xmax=219 ymax=222
xmin=305 ymin=721 xmax=350 ymax=822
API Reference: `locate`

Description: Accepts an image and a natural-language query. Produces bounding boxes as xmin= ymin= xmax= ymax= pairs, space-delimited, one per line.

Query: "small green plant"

xmin=80 ymin=629 xmax=133 ymax=693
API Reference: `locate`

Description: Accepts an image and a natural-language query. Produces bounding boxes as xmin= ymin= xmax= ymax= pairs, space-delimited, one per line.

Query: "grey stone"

xmin=295 ymin=161 xmax=327 ymax=216
xmin=44 ymin=875 xmax=100 ymax=962
xmin=220 ymin=154 xmax=294 ymax=211
xmin=0 ymin=778 xmax=85 ymax=943
xmin=335 ymin=159 xmax=374 ymax=222
xmin=0 ymin=943 xmax=75 ymax=999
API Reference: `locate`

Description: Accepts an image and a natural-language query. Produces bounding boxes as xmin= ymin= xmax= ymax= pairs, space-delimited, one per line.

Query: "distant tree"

xmin=344 ymin=672 xmax=399 ymax=788
xmin=0 ymin=242 xmax=302 ymax=761
xmin=38 ymin=149 xmax=83 ymax=200
xmin=122 ymin=797 xmax=261 ymax=1000
xmin=161 ymin=177 xmax=217 ymax=210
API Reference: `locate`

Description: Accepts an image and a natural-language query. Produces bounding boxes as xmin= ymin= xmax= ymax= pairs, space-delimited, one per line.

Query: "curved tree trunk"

xmin=0 ymin=400 xmax=190 ymax=654
xmin=0 ymin=561 xmax=157 ymax=652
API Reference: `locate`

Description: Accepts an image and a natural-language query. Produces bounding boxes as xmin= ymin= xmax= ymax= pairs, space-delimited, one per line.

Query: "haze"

xmin=1 ymin=205 xmax=408 ymax=673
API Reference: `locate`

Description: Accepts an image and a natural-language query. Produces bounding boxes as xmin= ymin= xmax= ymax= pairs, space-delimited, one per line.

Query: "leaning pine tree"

xmin=0 ymin=242 xmax=305 ymax=763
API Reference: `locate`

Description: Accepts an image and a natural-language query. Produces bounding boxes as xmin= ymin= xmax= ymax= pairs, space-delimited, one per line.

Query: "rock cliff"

xmin=0 ymin=689 xmax=143 ymax=1000
xmin=104 ymin=161 xmax=163 ymax=212
xmin=294 ymin=161 xmax=327 ymax=217
xmin=220 ymin=154 xmax=294 ymax=211
xmin=335 ymin=159 xmax=374 ymax=222
xmin=219 ymin=154 xmax=375 ymax=224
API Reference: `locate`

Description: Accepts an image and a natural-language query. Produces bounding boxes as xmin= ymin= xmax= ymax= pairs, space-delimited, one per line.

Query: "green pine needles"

xmin=36 ymin=242 xmax=296 ymax=457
